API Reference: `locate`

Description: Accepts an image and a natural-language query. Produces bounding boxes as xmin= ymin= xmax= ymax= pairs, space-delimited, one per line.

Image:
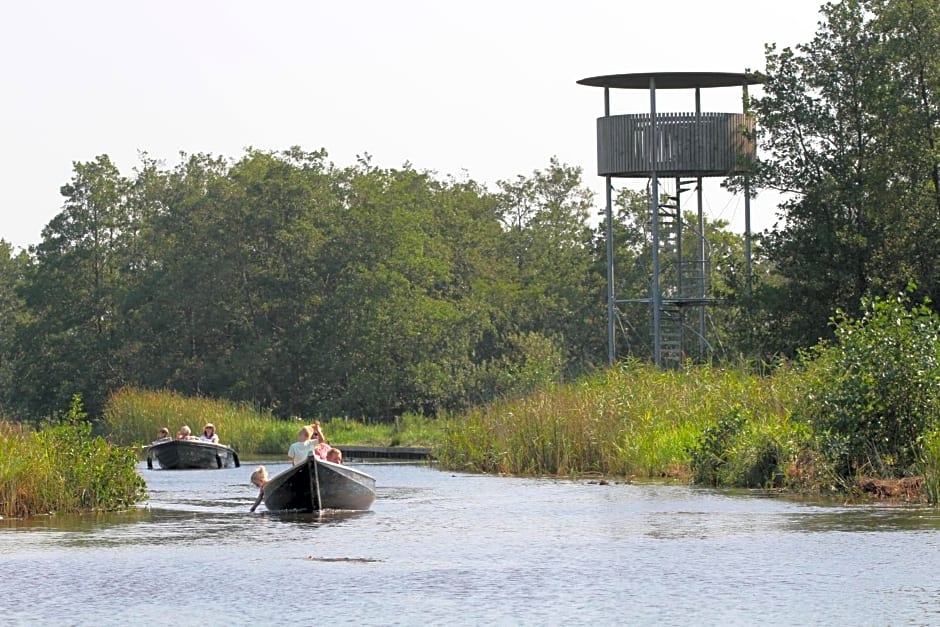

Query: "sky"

xmin=1 ymin=0 xmax=826 ymax=250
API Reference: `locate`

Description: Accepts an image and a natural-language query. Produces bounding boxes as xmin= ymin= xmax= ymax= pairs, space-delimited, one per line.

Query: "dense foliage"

xmin=751 ymin=0 xmax=940 ymax=354
xmin=795 ymin=290 xmax=940 ymax=481
xmin=0 ymin=150 xmax=747 ymax=424
xmin=0 ymin=396 xmax=146 ymax=517
xmin=0 ymin=0 xmax=939 ymax=506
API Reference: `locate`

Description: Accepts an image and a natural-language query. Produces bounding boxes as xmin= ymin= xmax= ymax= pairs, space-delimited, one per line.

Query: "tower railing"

xmin=597 ymin=112 xmax=755 ymax=177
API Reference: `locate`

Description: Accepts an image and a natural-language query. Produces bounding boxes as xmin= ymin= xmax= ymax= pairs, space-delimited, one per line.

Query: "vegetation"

xmin=436 ymin=361 xmax=802 ymax=482
xmin=793 ymin=290 xmax=940 ymax=486
xmin=0 ymin=396 xmax=146 ymax=518
xmin=2 ymin=0 xmax=940 ymax=513
xmin=438 ymin=290 xmax=940 ymax=503
xmin=750 ymin=0 xmax=940 ymax=355
xmin=103 ymin=387 xmax=440 ymax=455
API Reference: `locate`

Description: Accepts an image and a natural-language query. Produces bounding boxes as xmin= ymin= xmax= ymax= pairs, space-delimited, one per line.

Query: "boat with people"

xmin=262 ymin=455 xmax=376 ymax=512
xmin=147 ymin=438 xmax=240 ymax=469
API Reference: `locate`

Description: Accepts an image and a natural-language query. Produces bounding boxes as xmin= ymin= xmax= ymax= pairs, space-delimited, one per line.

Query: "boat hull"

xmin=262 ymin=457 xmax=376 ymax=512
xmin=147 ymin=439 xmax=240 ymax=469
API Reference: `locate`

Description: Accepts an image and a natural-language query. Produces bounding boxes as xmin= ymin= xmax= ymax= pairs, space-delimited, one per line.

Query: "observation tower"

xmin=577 ymin=71 xmax=763 ymax=367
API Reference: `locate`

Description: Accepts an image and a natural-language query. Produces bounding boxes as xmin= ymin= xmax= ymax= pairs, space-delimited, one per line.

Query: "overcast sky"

xmin=1 ymin=0 xmax=825 ymax=250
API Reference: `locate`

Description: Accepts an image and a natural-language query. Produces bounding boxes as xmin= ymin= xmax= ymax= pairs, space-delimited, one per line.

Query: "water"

xmin=2 ymin=460 xmax=939 ymax=626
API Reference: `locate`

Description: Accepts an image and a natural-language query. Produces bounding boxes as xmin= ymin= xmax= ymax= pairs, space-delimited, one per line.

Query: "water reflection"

xmin=785 ymin=505 xmax=940 ymax=533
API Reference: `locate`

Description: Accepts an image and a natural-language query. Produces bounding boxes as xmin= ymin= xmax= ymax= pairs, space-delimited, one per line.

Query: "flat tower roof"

xmin=577 ymin=71 xmax=763 ymax=90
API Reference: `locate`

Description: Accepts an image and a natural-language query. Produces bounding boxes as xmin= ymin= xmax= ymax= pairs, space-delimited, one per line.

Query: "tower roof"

xmin=577 ymin=71 xmax=763 ymax=90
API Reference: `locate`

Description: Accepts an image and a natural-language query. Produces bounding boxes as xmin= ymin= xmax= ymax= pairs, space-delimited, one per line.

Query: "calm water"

xmin=1 ymin=460 xmax=939 ymax=626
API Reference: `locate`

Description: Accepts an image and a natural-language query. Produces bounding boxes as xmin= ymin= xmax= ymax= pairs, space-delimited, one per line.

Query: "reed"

xmin=102 ymin=388 xmax=442 ymax=455
xmin=0 ymin=419 xmax=146 ymax=518
xmin=919 ymin=430 xmax=940 ymax=505
xmin=436 ymin=360 xmax=800 ymax=480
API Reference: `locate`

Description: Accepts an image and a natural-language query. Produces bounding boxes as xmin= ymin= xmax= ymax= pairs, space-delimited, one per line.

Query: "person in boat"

xmin=287 ymin=425 xmax=317 ymax=465
xmin=325 ymin=447 xmax=343 ymax=464
xmin=176 ymin=425 xmax=195 ymax=440
xmin=154 ymin=427 xmax=171 ymax=442
xmin=311 ymin=422 xmax=336 ymax=460
xmin=248 ymin=466 xmax=268 ymax=513
xmin=200 ymin=423 xmax=219 ymax=443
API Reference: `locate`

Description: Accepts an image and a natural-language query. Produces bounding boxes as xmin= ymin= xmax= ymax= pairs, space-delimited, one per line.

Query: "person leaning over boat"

xmin=248 ymin=466 xmax=268 ymax=513
xmin=200 ymin=423 xmax=219 ymax=443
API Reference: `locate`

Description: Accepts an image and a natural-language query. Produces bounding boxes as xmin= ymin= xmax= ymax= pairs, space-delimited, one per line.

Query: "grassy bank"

xmin=103 ymin=387 xmax=440 ymax=455
xmin=433 ymin=294 xmax=940 ymax=504
xmin=103 ymin=353 xmax=940 ymax=505
xmin=435 ymin=361 xmax=802 ymax=480
xmin=97 ymin=295 xmax=940 ymax=508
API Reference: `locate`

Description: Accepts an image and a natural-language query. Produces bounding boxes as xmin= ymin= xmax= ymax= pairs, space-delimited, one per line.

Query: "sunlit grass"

xmin=436 ymin=360 xmax=800 ymax=480
xmin=0 ymin=419 xmax=146 ymax=518
xmin=98 ymin=363 xmax=939 ymax=503
xmin=102 ymin=388 xmax=440 ymax=456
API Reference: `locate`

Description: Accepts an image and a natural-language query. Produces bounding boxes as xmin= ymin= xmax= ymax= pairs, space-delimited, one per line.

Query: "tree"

xmin=752 ymin=0 xmax=940 ymax=354
xmin=311 ymin=161 xmax=500 ymax=418
xmin=0 ymin=241 xmax=29 ymax=418
xmin=12 ymin=156 xmax=131 ymax=420
xmin=495 ymin=158 xmax=605 ymax=373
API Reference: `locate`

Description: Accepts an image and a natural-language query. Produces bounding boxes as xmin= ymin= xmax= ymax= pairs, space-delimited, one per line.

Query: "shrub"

xmin=796 ymin=290 xmax=940 ymax=480
xmin=688 ymin=406 xmax=746 ymax=486
xmin=0 ymin=395 xmax=147 ymax=517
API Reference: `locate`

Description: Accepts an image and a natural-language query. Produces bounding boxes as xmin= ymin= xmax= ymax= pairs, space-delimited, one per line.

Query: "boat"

xmin=262 ymin=455 xmax=376 ymax=512
xmin=146 ymin=439 xmax=240 ymax=469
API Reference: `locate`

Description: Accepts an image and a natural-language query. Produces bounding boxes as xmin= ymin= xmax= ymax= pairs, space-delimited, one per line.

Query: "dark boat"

xmin=146 ymin=439 xmax=240 ymax=469
xmin=262 ymin=456 xmax=376 ymax=512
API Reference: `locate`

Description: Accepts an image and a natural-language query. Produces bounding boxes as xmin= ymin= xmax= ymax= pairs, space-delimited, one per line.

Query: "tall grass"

xmin=919 ymin=430 xmax=940 ymax=504
xmin=103 ymin=388 xmax=441 ymax=456
xmin=100 ymin=366 xmax=940 ymax=503
xmin=0 ymin=417 xmax=146 ymax=518
xmin=436 ymin=360 xmax=801 ymax=480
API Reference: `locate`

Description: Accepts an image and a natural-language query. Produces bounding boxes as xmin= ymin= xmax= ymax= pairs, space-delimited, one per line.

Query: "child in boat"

xmin=287 ymin=425 xmax=317 ymax=465
xmin=176 ymin=425 xmax=195 ymax=440
xmin=325 ymin=447 xmax=343 ymax=464
xmin=249 ymin=466 xmax=268 ymax=513
xmin=199 ymin=423 xmax=219 ymax=443
xmin=311 ymin=422 xmax=335 ymax=460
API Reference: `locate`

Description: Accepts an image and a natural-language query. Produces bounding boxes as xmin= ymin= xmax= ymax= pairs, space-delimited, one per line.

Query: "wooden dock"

xmin=336 ymin=446 xmax=433 ymax=461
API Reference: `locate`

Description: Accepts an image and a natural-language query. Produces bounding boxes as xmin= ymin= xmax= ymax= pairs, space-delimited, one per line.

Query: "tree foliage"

xmin=752 ymin=0 xmax=940 ymax=353
xmin=796 ymin=288 xmax=940 ymax=480
xmin=16 ymin=0 xmax=940 ymax=424
xmin=4 ymin=149 xmax=643 ymax=422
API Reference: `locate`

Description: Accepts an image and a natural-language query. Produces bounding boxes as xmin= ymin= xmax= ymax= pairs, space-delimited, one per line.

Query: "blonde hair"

xmin=157 ymin=427 xmax=169 ymax=437
xmin=250 ymin=466 xmax=268 ymax=486
xmin=298 ymin=425 xmax=314 ymax=440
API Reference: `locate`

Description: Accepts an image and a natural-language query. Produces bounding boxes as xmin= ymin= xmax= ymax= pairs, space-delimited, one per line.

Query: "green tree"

xmin=797 ymin=289 xmax=940 ymax=480
xmin=495 ymin=157 xmax=604 ymax=373
xmin=312 ymin=160 xmax=500 ymax=418
xmin=753 ymin=0 xmax=940 ymax=354
xmin=0 ymin=241 xmax=30 ymax=418
xmin=12 ymin=156 xmax=132 ymax=420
